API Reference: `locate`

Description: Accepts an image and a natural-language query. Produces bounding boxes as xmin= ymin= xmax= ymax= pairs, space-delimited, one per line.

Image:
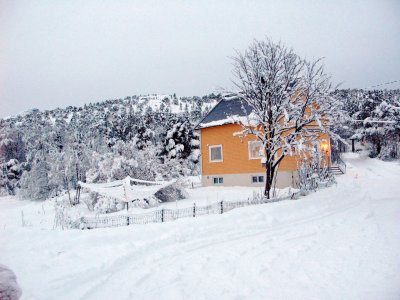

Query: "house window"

xmin=248 ymin=141 xmax=264 ymax=159
xmin=209 ymin=145 xmax=223 ymax=162
xmin=213 ymin=177 xmax=224 ymax=184
xmin=252 ymin=175 xmax=264 ymax=183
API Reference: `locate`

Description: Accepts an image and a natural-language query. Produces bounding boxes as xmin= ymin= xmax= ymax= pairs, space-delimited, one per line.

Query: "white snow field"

xmin=1 ymin=154 xmax=400 ymax=300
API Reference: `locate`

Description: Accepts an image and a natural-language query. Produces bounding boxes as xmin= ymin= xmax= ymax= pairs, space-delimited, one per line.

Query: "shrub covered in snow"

xmin=81 ymin=191 xmax=100 ymax=211
xmin=0 ymin=264 xmax=22 ymax=300
xmin=154 ymin=183 xmax=188 ymax=202
xmin=297 ymin=146 xmax=335 ymax=195
xmin=0 ymin=159 xmax=25 ymax=196
xmin=90 ymin=193 xmax=123 ymax=214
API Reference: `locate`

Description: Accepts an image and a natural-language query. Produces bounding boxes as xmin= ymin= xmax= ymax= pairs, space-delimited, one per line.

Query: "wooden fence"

xmin=71 ymin=193 xmax=298 ymax=230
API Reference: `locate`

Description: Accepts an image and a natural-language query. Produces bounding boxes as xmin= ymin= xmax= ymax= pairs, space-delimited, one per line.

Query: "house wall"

xmin=200 ymin=123 xmax=331 ymax=187
xmin=201 ymin=124 xmax=301 ymax=175
xmin=201 ymin=171 xmax=298 ymax=188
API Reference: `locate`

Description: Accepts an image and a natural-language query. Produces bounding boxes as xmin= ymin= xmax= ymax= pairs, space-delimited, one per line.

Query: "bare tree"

xmin=231 ymin=38 xmax=337 ymax=198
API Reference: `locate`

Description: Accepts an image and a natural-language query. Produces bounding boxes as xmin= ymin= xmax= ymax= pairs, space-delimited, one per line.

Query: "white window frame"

xmin=213 ymin=177 xmax=224 ymax=185
xmin=248 ymin=140 xmax=264 ymax=160
xmin=251 ymin=175 xmax=264 ymax=184
xmin=209 ymin=144 xmax=223 ymax=162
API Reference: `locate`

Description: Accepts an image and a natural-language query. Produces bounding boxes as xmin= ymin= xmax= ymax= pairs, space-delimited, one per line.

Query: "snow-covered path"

xmin=1 ymin=155 xmax=400 ymax=299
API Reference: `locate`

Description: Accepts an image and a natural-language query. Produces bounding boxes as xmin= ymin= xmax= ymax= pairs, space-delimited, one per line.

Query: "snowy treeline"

xmin=333 ymin=89 xmax=400 ymax=159
xmin=0 ymin=94 xmax=219 ymax=199
xmin=1 ymin=88 xmax=398 ymax=200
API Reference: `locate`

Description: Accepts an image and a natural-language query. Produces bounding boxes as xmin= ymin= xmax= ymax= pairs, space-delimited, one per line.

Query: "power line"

xmin=364 ymin=80 xmax=400 ymax=90
xmin=351 ymin=119 xmax=397 ymax=124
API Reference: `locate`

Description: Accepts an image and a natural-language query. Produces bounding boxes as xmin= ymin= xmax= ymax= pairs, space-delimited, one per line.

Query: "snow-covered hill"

xmin=0 ymin=154 xmax=399 ymax=299
xmin=0 ymin=93 xmax=220 ymax=199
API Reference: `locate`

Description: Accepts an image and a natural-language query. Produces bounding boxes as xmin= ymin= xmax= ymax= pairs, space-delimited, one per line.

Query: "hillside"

xmin=0 ymin=93 xmax=220 ymax=200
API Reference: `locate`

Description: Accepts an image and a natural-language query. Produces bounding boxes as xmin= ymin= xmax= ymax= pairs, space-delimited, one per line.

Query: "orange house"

xmin=196 ymin=98 xmax=331 ymax=188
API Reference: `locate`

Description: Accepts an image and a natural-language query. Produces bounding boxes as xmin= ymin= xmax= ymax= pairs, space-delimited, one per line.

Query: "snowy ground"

xmin=1 ymin=154 xmax=400 ymax=299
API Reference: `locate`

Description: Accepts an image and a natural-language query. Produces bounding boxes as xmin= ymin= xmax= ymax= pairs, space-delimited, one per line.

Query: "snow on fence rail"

xmin=71 ymin=193 xmax=297 ymax=230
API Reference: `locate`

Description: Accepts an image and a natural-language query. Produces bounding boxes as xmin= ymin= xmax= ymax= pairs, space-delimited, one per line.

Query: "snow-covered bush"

xmin=82 ymin=191 xmax=100 ymax=211
xmin=297 ymin=146 xmax=334 ymax=195
xmin=249 ymin=190 xmax=264 ymax=204
xmin=18 ymin=158 xmax=51 ymax=201
xmin=0 ymin=159 xmax=26 ymax=196
xmin=80 ymin=190 xmax=119 ymax=214
xmin=297 ymin=162 xmax=316 ymax=194
xmin=154 ymin=183 xmax=188 ymax=202
xmin=0 ymin=265 xmax=22 ymax=300
xmin=53 ymin=195 xmax=80 ymax=229
xmin=378 ymin=142 xmax=399 ymax=160
xmin=92 ymin=194 xmax=122 ymax=214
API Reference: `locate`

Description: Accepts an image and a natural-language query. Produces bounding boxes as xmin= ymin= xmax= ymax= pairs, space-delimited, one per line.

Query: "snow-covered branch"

xmin=230 ymin=38 xmax=336 ymax=198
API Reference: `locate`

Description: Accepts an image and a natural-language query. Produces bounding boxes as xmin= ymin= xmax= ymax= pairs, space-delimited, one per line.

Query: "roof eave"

xmin=194 ymin=98 xmax=224 ymax=130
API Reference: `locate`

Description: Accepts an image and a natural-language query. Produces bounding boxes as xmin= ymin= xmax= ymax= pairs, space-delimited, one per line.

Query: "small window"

xmin=248 ymin=141 xmax=264 ymax=159
xmin=213 ymin=177 xmax=223 ymax=185
xmin=251 ymin=175 xmax=264 ymax=183
xmin=209 ymin=145 xmax=223 ymax=162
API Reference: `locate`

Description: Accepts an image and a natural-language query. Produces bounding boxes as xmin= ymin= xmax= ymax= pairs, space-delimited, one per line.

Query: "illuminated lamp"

xmin=321 ymin=141 xmax=329 ymax=153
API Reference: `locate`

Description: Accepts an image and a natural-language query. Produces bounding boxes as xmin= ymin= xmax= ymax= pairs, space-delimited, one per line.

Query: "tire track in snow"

xmin=58 ymin=195 xmax=364 ymax=299
xmin=50 ymin=159 xmax=383 ymax=299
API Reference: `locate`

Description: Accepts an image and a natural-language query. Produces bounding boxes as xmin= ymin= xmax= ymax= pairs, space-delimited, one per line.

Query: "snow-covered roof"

xmin=196 ymin=96 xmax=252 ymax=129
xmin=78 ymin=176 xmax=176 ymax=202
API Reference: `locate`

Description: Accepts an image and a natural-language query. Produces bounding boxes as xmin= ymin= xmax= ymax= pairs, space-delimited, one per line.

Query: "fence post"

xmin=161 ymin=208 xmax=164 ymax=222
xmin=79 ymin=217 xmax=85 ymax=230
xmin=126 ymin=215 xmax=130 ymax=226
xmin=193 ymin=203 xmax=196 ymax=217
xmin=220 ymin=201 xmax=223 ymax=214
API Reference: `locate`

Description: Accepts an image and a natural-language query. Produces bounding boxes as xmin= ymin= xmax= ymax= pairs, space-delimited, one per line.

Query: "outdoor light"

xmin=321 ymin=141 xmax=329 ymax=153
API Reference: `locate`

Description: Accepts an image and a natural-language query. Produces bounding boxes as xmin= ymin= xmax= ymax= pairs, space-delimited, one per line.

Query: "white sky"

xmin=1 ymin=0 xmax=399 ymax=118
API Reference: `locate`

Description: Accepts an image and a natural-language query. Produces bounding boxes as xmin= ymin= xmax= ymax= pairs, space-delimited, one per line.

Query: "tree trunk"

xmin=66 ymin=182 xmax=71 ymax=203
xmin=264 ymin=162 xmax=275 ymax=199
xmin=376 ymin=140 xmax=381 ymax=156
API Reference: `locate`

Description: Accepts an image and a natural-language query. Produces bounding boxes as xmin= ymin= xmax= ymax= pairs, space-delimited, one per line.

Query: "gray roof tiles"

xmin=196 ymin=97 xmax=252 ymax=129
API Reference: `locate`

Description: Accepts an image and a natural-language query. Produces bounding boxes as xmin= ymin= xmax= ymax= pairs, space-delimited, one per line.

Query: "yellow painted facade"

xmin=200 ymin=123 xmax=330 ymax=176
